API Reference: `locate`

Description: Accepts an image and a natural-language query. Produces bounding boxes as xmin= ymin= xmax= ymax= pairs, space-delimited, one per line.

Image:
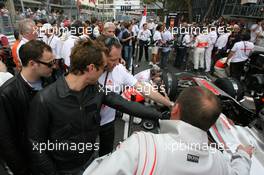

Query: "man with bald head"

xmin=84 ymin=86 xmax=253 ymax=175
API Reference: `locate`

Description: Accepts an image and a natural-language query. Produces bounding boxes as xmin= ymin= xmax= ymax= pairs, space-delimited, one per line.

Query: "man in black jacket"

xmin=0 ymin=40 xmax=55 ymax=175
xmin=27 ymin=39 xmax=162 ymax=175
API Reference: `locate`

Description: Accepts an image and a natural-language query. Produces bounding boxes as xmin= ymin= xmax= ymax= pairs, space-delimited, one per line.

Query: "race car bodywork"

xmin=131 ymin=69 xmax=264 ymax=174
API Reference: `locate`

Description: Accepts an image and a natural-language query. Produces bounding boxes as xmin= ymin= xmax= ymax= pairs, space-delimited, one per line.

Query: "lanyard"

xmin=243 ymin=41 xmax=247 ymax=54
xmin=104 ymin=71 xmax=109 ymax=87
xmin=47 ymin=35 xmax=55 ymax=46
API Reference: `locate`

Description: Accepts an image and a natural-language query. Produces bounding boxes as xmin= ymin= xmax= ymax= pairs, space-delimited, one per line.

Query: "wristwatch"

xmin=169 ymin=102 xmax=175 ymax=109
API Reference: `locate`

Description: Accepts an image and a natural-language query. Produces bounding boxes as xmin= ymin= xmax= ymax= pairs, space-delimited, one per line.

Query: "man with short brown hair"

xmin=27 ymin=38 xmax=163 ymax=175
xmin=0 ymin=40 xmax=55 ymax=175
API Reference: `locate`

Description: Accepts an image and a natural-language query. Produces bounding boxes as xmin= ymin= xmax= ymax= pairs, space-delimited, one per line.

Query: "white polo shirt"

xmin=43 ymin=34 xmax=62 ymax=59
xmin=60 ymin=35 xmax=77 ymax=67
xmin=215 ymin=33 xmax=230 ymax=50
xmin=99 ymin=64 xmax=137 ymax=126
xmin=138 ymin=29 xmax=152 ymax=41
xmin=132 ymin=24 xmax=139 ymax=37
xmin=153 ymin=30 xmax=162 ymax=42
xmin=162 ymin=30 xmax=173 ymax=52
xmin=230 ymin=41 xmax=254 ymax=63
xmin=182 ymin=34 xmax=192 ymax=47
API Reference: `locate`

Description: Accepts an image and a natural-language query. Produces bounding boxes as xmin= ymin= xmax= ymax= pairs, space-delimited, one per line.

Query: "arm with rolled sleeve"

xmin=134 ymin=81 xmax=173 ymax=108
xmin=27 ymin=93 xmax=57 ymax=175
xmin=118 ymin=65 xmax=173 ymax=108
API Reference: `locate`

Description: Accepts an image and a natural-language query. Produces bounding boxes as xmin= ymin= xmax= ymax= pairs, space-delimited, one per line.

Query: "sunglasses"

xmin=35 ymin=59 xmax=56 ymax=68
xmin=104 ymin=37 xmax=121 ymax=49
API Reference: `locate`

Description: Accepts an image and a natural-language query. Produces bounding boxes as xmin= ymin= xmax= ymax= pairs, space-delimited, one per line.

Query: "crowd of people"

xmin=0 ymin=11 xmax=259 ymax=175
xmin=173 ymin=18 xmax=262 ymax=81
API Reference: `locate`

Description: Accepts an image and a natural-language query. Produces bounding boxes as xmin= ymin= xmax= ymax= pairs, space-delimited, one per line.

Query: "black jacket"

xmin=28 ymin=76 xmax=161 ymax=175
xmin=122 ymin=29 xmax=134 ymax=46
xmin=0 ymin=74 xmax=38 ymax=175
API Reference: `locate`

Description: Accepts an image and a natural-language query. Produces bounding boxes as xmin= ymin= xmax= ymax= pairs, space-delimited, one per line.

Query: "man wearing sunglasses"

xmin=27 ymin=39 xmax=165 ymax=175
xmin=96 ymin=35 xmax=175 ymax=157
xmin=0 ymin=40 xmax=55 ymax=175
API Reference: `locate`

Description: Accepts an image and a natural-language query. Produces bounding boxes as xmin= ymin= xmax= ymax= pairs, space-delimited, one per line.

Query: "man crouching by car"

xmin=27 ymin=38 xmax=164 ymax=175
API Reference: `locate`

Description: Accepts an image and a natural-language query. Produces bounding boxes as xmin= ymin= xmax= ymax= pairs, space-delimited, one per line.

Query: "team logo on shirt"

xmin=187 ymin=154 xmax=199 ymax=163
xmin=107 ymin=79 xmax=113 ymax=85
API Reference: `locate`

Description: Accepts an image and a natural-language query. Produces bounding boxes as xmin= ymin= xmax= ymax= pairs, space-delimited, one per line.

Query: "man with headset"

xmin=96 ymin=35 xmax=174 ymax=156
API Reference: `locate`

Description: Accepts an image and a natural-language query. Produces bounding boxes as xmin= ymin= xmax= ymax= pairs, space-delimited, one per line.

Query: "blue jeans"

xmin=124 ymin=45 xmax=133 ymax=70
xmin=160 ymin=51 xmax=170 ymax=69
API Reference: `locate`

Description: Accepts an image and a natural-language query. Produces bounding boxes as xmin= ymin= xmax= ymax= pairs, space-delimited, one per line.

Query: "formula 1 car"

xmin=122 ymin=66 xmax=264 ymax=175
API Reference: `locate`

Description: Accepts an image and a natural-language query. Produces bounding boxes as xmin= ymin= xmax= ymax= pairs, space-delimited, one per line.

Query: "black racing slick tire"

xmin=214 ymin=77 xmax=244 ymax=101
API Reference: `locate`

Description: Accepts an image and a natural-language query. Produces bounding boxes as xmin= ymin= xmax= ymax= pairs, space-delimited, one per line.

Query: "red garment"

xmin=11 ymin=40 xmax=21 ymax=68
xmin=0 ymin=35 xmax=9 ymax=47
xmin=63 ymin=20 xmax=70 ymax=28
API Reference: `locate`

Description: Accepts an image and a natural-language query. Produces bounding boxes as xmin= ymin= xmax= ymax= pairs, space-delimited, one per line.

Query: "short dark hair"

xmin=84 ymin=20 xmax=91 ymax=26
xmin=0 ymin=3 xmax=5 ymax=9
xmin=35 ymin=19 xmax=47 ymax=25
xmin=14 ymin=29 xmax=20 ymax=40
xmin=19 ymin=40 xmax=52 ymax=67
xmin=156 ymin=24 xmax=163 ymax=31
xmin=91 ymin=17 xmax=97 ymax=24
xmin=96 ymin=35 xmax=122 ymax=56
xmin=70 ymin=20 xmax=83 ymax=37
xmin=124 ymin=22 xmax=132 ymax=29
xmin=176 ymin=86 xmax=222 ymax=131
xmin=241 ymin=30 xmax=251 ymax=41
xmin=69 ymin=38 xmax=107 ymax=75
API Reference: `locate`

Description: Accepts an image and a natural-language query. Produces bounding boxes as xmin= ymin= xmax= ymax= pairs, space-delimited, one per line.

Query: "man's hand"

xmin=237 ymin=145 xmax=254 ymax=158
